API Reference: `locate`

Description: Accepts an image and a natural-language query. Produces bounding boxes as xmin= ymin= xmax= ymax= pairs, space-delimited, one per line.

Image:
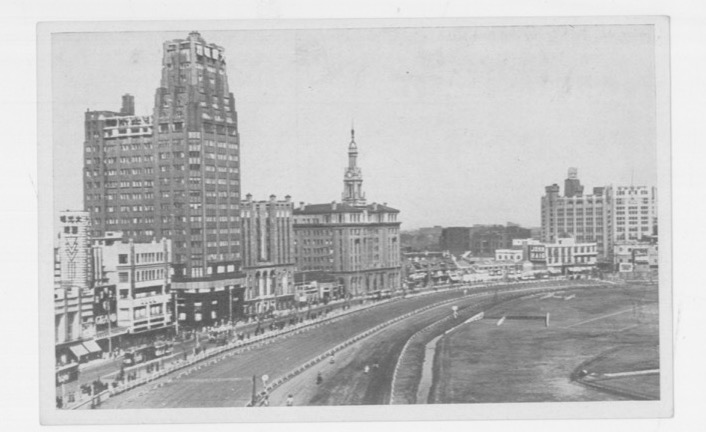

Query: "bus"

xmin=154 ymin=341 xmax=174 ymax=357
xmin=123 ymin=345 xmax=156 ymax=366
xmin=56 ymin=363 xmax=79 ymax=386
xmin=124 ymin=342 xmax=174 ymax=366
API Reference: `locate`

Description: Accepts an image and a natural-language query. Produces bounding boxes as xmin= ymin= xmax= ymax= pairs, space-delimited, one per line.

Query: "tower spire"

xmin=342 ymin=127 xmax=365 ymax=207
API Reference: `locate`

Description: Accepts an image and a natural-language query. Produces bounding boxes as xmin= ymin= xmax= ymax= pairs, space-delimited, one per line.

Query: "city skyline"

xmin=52 ymin=26 xmax=658 ymax=230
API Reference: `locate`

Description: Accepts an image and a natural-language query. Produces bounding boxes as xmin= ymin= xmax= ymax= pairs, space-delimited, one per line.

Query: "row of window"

xmin=87 ymin=165 xmax=239 ymax=177
xmin=616 ymin=226 xmax=651 ymax=232
xmin=616 ymin=198 xmax=652 ymax=205
xmin=133 ymin=304 xmax=164 ymax=320
xmin=616 ymin=188 xmax=651 ymax=195
xmin=104 ymin=220 xmax=155 ymax=231
xmin=555 ymin=200 xmax=604 ymax=206
xmin=555 ymin=226 xmax=604 ymax=233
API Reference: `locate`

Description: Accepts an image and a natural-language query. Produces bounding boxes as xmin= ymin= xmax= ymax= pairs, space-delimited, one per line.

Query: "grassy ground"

xmin=432 ymin=283 xmax=659 ymax=403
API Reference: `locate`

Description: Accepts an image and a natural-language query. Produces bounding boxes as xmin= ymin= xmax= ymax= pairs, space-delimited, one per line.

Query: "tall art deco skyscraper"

xmin=83 ymin=32 xmax=244 ymax=327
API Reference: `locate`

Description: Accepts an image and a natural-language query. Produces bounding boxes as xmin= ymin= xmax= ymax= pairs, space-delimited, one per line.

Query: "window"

xmin=118 ymin=254 xmax=128 ymax=264
xmin=118 ymin=272 xmax=129 ymax=283
xmin=150 ymin=304 xmax=163 ymax=316
xmin=134 ymin=307 xmax=147 ymax=320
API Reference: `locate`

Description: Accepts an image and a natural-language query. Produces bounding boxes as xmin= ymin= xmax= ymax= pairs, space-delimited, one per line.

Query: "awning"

xmin=69 ymin=344 xmax=88 ymax=358
xmin=568 ymin=267 xmax=592 ymax=272
xmin=82 ymin=340 xmax=102 ymax=353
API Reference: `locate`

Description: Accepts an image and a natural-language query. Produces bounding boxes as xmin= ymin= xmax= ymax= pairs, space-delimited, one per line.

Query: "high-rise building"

xmin=611 ymin=186 xmax=658 ymax=243
xmin=541 ymin=168 xmax=658 ymax=263
xmin=240 ymin=194 xmax=296 ymax=318
xmin=293 ymin=130 xmax=402 ymax=296
xmin=82 ymin=32 xmax=244 ymax=328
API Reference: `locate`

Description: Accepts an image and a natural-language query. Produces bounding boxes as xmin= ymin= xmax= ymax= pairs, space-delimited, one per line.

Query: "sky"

xmin=52 ymin=24 xmax=658 ymax=230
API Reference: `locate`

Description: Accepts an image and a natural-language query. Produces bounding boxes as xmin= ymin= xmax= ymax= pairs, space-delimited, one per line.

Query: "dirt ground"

xmin=431 ymin=283 xmax=660 ymax=403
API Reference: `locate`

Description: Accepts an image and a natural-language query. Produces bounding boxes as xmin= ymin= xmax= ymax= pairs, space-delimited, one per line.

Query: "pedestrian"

xmin=262 ymin=395 xmax=269 ymax=407
xmin=364 ymin=365 xmax=370 ymax=374
xmin=329 ymin=353 xmax=335 ymax=364
xmin=286 ymin=394 xmax=294 ymax=406
xmin=316 ymin=372 xmax=323 ymax=385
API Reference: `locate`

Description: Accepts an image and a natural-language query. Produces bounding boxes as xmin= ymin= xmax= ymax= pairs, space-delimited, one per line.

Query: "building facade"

xmin=92 ymin=233 xmax=174 ymax=338
xmin=294 ymin=271 xmax=344 ymax=304
xmin=293 ymin=130 xmax=402 ymax=297
xmin=511 ymin=238 xmax=547 ymax=266
xmin=55 ymin=211 xmax=102 ymax=363
xmin=614 ymin=241 xmax=659 ymax=270
xmin=240 ymin=194 xmax=296 ymax=318
xmin=82 ymin=32 xmax=244 ymax=328
xmin=612 ymin=186 xmax=658 ymax=244
xmin=544 ymin=237 xmax=598 ymax=273
xmin=541 ymin=168 xmax=658 ymax=264
xmin=439 ymin=227 xmax=471 ymax=255
xmin=541 ymin=168 xmax=613 ymax=262
xmin=440 ymin=224 xmax=531 ymax=257
xmin=495 ymin=249 xmax=524 ymax=262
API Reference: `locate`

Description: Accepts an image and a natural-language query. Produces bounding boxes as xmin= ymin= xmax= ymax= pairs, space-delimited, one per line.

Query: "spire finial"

xmin=351 ymin=119 xmax=355 ymax=142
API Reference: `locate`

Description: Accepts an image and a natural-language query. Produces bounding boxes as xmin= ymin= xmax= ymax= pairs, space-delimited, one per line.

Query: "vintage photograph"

xmin=39 ymin=17 xmax=671 ymax=423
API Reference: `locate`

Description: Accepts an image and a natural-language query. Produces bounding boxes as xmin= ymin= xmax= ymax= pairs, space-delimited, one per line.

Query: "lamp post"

xmin=106 ymin=288 xmax=113 ymax=354
xmin=173 ymin=291 xmax=179 ymax=335
xmin=228 ymin=285 xmax=233 ymax=326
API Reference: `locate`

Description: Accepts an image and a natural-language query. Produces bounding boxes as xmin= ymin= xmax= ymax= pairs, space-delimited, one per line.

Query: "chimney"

xmin=284 ymin=195 xmax=291 ymax=202
xmin=270 ymin=194 xmax=277 ymax=202
xmin=245 ymin=193 xmax=252 ymax=202
xmin=331 ymin=201 xmax=337 ymax=210
xmin=299 ymin=202 xmax=305 ymax=210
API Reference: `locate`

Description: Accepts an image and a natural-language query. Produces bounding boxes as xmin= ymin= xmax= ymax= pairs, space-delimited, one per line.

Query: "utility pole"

xmin=107 ymin=288 xmax=113 ymax=354
xmin=251 ymin=374 xmax=257 ymax=406
xmin=228 ymin=285 xmax=233 ymax=326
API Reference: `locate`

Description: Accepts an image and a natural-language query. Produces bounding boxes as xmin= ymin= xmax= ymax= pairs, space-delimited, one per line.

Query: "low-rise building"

xmin=544 ymin=237 xmax=597 ymax=274
xmin=495 ymin=249 xmax=524 ymax=262
xmin=614 ymin=241 xmax=658 ymax=271
xmin=511 ymin=238 xmax=547 ymax=267
xmin=92 ymin=232 xmax=174 ymax=339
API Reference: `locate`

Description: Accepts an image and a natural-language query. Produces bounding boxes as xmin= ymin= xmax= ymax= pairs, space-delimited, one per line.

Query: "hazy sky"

xmin=52 ymin=25 xmax=657 ymax=230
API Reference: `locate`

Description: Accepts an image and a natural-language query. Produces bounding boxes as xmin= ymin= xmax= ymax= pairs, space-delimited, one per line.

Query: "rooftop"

xmin=294 ymin=202 xmax=399 ymax=215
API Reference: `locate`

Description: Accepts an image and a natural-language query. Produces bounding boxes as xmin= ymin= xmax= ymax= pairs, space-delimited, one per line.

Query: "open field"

xmin=431 ymin=282 xmax=659 ymax=403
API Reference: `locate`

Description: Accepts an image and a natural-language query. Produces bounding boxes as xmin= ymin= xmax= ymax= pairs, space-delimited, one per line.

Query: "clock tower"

xmin=342 ymin=128 xmax=367 ymax=207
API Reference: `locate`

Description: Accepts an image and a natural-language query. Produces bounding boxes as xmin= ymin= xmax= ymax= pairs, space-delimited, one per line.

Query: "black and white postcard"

xmin=37 ymin=16 xmax=672 ymax=424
